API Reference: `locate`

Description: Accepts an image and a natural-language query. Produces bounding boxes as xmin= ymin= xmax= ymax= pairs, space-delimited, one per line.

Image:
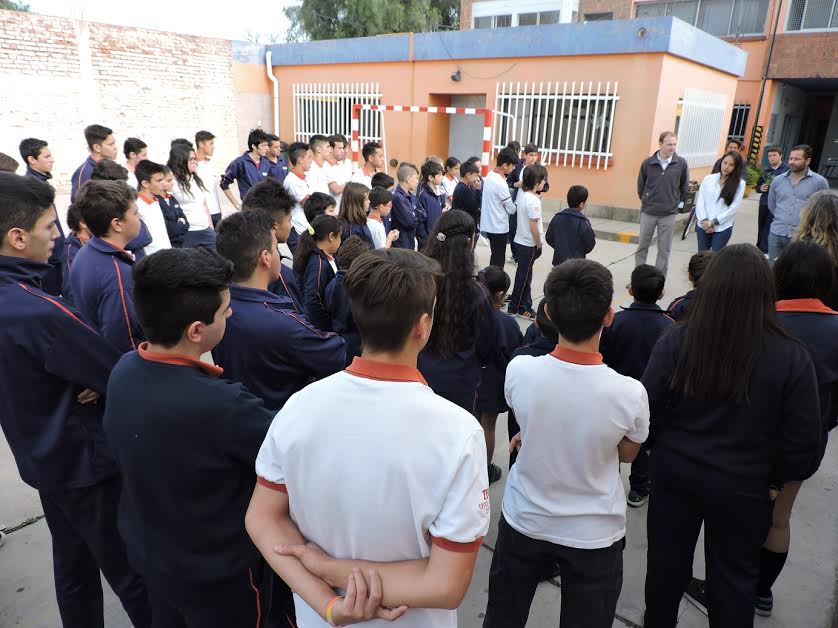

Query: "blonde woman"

xmin=794 ymin=190 xmax=838 ymax=308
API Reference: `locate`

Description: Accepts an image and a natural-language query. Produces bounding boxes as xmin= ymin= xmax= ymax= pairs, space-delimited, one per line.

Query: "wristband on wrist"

xmin=325 ymin=595 xmax=342 ymax=627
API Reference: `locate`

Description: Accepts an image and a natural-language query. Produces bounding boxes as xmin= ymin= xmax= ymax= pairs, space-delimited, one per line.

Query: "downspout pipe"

xmin=265 ymin=49 xmax=280 ymax=135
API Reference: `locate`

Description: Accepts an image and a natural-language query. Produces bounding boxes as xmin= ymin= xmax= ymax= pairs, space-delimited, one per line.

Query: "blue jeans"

xmin=695 ymin=226 xmax=733 ymax=252
xmin=768 ymin=232 xmax=791 ymax=265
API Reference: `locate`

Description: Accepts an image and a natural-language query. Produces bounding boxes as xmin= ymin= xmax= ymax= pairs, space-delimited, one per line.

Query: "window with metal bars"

xmin=786 ymin=0 xmax=838 ymax=29
xmin=292 ymin=83 xmax=383 ymax=146
xmin=728 ymin=104 xmax=751 ymax=143
xmin=635 ymin=0 xmax=770 ymax=34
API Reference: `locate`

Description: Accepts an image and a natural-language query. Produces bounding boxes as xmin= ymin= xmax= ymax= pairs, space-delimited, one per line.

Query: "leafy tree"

xmin=285 ymin=0 xmax=460 ymax=42
xmin=0 ymin=0 xmax=30 ymax=10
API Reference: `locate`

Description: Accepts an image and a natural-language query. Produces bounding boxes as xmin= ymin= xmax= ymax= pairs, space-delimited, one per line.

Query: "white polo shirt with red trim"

xmin=502 ymin=345 xmax=649 ymax=549
xmin=283 ymin=171 xmax=311 ymax=235
xmin=255 ymin=356 xmax=490 ymax=627
xmin=137 ymin=193 xmax=171 ymax=255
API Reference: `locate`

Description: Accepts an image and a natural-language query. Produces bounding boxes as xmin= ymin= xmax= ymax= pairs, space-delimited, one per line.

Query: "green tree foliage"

xmin=0 ymin=0 xmax=30 ymax=10
xmin=285 ymin=0 xmax=459 ymax=42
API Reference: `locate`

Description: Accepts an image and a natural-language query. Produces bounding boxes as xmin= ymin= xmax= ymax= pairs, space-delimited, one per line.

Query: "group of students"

xmin=1 ymin=120 xmax=836 ymax=628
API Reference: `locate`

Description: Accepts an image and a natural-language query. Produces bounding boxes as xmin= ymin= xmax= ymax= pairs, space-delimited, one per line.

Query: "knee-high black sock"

xmin=757 ymin=548 xmax=788 ymax=596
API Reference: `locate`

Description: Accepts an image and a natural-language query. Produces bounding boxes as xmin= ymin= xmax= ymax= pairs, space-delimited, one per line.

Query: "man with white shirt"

xmin=195 ymin=130 xmax=224 ymax=227
xmin=123 ymin=137 xmax=147 ymax=190
xmin=324 ymin=134 xmax=353 ymax=207
xmin=283 ymin=142 xmax=313 ymax=253
xmin=350 ymin=141 xmax=385 ymax=188
xmin=135 ymin=160 xmax=171 ymax=255
xmin=306 ymin=135 xmax=332 ymax=196
xmin=479 ymin=147 xmax=519 ymax=267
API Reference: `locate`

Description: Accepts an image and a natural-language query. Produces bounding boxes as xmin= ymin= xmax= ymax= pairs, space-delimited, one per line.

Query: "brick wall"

xmin=0 ymin=9 xmax=239 ymax=192
xmin=578 ymin=0 xmax=632 ymax=20
xmin=767 ymin=31 xmax=838 ymax=80
xmin=460 ymin=0 xmax=473 ymax=29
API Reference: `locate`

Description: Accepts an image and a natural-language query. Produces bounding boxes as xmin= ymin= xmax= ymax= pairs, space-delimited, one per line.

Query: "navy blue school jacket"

xmin=61 ymin=233 xmax=84 ymax=303
xmin=600 ymin=302 xmax=674 ymax=381
xmin=416 ymin=183 xmax=445 ymax=249
xmin=265 ymin=155 xmax=289 ymax=184
xmin=325 ymin=271 xmax=361 ymax=364
xmin=418 ymin=281 xmax=498 ymax=411
xmin=220 ymin=151 xmax=270 ymax=199
xmin=342 ymin=222 xmax=375 ymax=249
xmin=212 ymin=285 xmax=346 ymax=412
xmin=156 ymin=193 xmax=189 ymax=247
xmin=70 ymin=156 xmax=96 ymax=202
xmin=391 ymin=185 xmax=418 ymax=250
xmin=476 ymin=308 xmax=524 ymax=414
xmin=545 ymin=208 xmax=596 ymax=267
xmin=126 ymin=221 xmax=153 ymax=261
xmin=26 ymin=168 xmax=66 ymax=296
xmin=68 ymin=237 xmax=144 ymax=354
xmin=0 ymin=255 xmax=122 ymax=491
xmin=104 ymin=344 xmax=274 ymax=585
xmin=777 ymin=299 xmax=838 ymax=468
xmin=667 ymin=290 xmax=695 ymax=322
xmin=268 ymin=261 xmax=304 ymax=313
xmin=452 ymin=181 xmax=481 ymax=231
xmin=299 ymin=248 xmax=337 ymax=332
xmin=642 ymin=325 xmax=821 ymax=484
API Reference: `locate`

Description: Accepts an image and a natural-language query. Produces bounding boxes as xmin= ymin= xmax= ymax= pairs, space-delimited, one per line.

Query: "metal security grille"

xmin=493 ymin=81 xmax=620 ymax=170
xmin=728 ymin=103 xmax=751 ymax=143
xmin=786 ymin=0 xmax=837 ymax=29
xmin=292 ymin=83 xmax=383 ymax=145
xmin=676 ymin=88 xmax=729 ymax=168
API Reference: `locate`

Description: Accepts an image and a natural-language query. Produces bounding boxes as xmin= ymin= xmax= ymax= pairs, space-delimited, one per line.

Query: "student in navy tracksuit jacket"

xmin=213 ymin=212 xmax=346 ymax=411
xmin=418 ymin=210 xmax=498 ymax=411
xmin=475 ymin=266 xmax=523 ymax=483
xmin=452 ymin=160 xmax=482 ymax=235
xmin=103 ymin=247 xmax=278 ymax=628
xmin=157 ymin=168 xmax=189 ymax=247
xmin=416 ymin=160 xmax=445 ymax=249
xmin=292 ymin=214 xmax=341 ymax=332
xmin=325 ymin=235 xmax=370 ymax=364
xmin=666 ymin=251 xmax=712 ymax=321
xmin=69 ymin=180 xmax=145 ymax=353
xmin=599 ymin=264 xmax=673 ymax=506
xmin=545 ymin=185 xmax=595 ymax=266
xmin=24 ymin=158 xmax=66 ymax=295
xmin=220 ymin=128 xmax=270 ymax=208
xmin=61 ymin=203 xmax=91 ymax=301
xmin=752 ymin=240 xmax=838 ymax=615
xmin=70 ymin=124 xmax=120 ymax=202
xmin=0 ymin=173 xmax=150 ymax=628
xmin=391 ymin=164 xmax=420 ymax=250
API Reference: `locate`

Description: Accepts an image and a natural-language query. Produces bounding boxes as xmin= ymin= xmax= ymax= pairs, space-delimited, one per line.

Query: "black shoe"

xmin=488 ymin=463 xmax=502 ymax=484
xmin=755 ymin=592 xmax=773 ymax=617
xmin=684 ymin=577 xmax=708 ymax=616
xmin=627 ymin=489 xmax=649 ymax=508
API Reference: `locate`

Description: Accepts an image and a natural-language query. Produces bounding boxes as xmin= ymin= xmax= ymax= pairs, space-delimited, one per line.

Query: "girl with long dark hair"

xmin=167 ymin=145 xmax=215 ymax=250
xmin=418 ymin=209 xmax=497 ymax=416
xmin=293 ymin=214 xmax=342 ymax=331
xmin=338 ymin=182 xmax=374 ymax=247
xmin=695 ymin=150 xmax=745 ymax=252
xmin=641 ymin=244 xmax=821 ymax=627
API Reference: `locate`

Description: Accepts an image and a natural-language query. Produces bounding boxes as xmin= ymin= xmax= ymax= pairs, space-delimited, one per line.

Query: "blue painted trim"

xmin=262 ymin=17 xmax=747 ymax=77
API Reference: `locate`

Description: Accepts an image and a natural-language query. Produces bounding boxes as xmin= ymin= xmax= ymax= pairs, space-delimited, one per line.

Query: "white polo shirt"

xmin=502 ymin=345 xmax=649 ymax=549
xmin=171 ymin=179 xmax=211 ymax=232
xmin=441 ymin=174 xmax=458 ymax=199
xmin=367 ymin=215 xmax=387 ymax=249
xmin=513 ymin=191 xmax=544 ymax=248
xmin=195 ymin=158 xmax=222 ymax=217
xmin=324 ymin=159 xmax=354 ymax=207
xmin=479 ymin=170 xmax=516 ymax=234
xmin=137 ymin=194 xmax=171 ymax=255
xmin=256 ymin=357 xmax=490 ymax=628
xmin=350 ymin=166 xmax=374 ymax=189
xmin=306 ymin=161 xmax=330 ymax=196
xmin=283 ymin=171 xmax=311 ymax=235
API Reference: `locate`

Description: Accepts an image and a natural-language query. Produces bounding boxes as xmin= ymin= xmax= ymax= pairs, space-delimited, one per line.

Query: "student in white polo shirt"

xmin=479 ymin=147 xmax=518 ymax=268
xmin=307 ymin=134 xmax=332 ymax=196
xmin=246 ymin=248 xmax=490 ymax=628
xmin=350 ymin=142 xmax=385 ymax=188
xmin=135 ymin=159 xmax=172 ymax=254
xmin=324 ymin=134 xmax=354 ymax=207
xmin=483 ymin=258 xmax=649 ymax=628
xmin=283 ymin=142 xmax=313 ymax=253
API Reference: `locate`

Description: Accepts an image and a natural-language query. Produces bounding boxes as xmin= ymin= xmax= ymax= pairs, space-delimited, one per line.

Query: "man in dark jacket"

xmin=635 ymin=131 xmax=690 ymax=277
xmin=755 ymin=146 xmax=788 ymax=254
xmin=0 ymin=172 xmax=150 ymax=628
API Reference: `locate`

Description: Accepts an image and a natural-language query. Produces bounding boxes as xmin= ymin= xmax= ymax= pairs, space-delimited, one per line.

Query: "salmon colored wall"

xmin=233 ymin=62 xmax=270 ymax=92
xmin=271 ymin=53 xmax=738 ymax=209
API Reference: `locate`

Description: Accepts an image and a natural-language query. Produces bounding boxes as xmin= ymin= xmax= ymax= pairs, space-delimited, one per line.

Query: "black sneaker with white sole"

xmin=627 ymin=489 xmax=649 ymax=508
xmin=684 ymin=577 xmax=708 ymax=616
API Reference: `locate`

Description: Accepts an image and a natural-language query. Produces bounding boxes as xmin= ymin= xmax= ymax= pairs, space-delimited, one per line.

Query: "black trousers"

xmin=147 ymin=565 xmax=265 ymax=628
xmin=508 ymin=213 xmax=519 ymax=261
xmin=509 ymin=244 xmax=541 ymax=314
xmin=485 ymin=232 xmax=508 ymax=268
xmin=483 ymin=516 xmax=624 ymax=628
xmin=38 ymin=476 xmax=151 ymax=628
xmin=644 ymin=447 xmax=773 ymax=628
xmin=756 ymin=204 xmax=773 ymax=254
xmin=628 ymin=442 xmax=651 ymax=494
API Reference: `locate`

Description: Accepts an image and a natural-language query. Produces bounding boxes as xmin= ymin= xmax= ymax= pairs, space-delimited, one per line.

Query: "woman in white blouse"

xmin=167 ymin=145 xmax=217 ymax=250
xmin=695 ymin=150 xmax=745 ymax=252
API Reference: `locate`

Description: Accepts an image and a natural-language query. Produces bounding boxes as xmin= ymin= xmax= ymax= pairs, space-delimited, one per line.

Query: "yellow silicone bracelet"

xmin=325 ymin=595 xmax=342 ymax=627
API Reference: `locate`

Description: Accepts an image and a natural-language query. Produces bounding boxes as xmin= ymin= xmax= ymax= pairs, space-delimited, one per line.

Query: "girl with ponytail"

xmin=294 ymin=214 xmax=342 ymax=331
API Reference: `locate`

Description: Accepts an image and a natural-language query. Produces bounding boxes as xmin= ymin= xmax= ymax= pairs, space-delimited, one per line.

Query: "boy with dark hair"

xmin=303 ymin=191 xmax=338 ymax=224
xmin=325 ymin=133 xmax=352 ymax=205
xmin=195 ymin=130 xmax=223 ymax=227
xmin=135 ymin=159 xmax=171 ymax=254
xmin=367 ymin=186 xmax=398 ymax=249
xmin=157 ymin=165 xmax=189 ymax=248
xmin=484 ymin=259 xmax=649 ymax=628
xmin=391 ymin=162 xmax=420 ymax=250
xmin=104 ymin=247 xmax=275 ymax=628
xmin=247 ymin=248 xmax=490 ymax=628
xmin=0 ymin=172 xmax=150 ymax=628
xmin=599 ymin=263 xmax=672 ymax=507
xmin=241 ymin=177 xmax=304 ymax=312
xmin=452 ymin=160 xmax=482 ymax=233
xmin=351 ymin=141 xmax=384 ymax=188
xmin=416 ymin=159 xmax=445 ymax=249
xmin=307 ymin=133 xmax=332 ymax=195
xmin=220 ymin=127 xmax=270 ymax=210
xmin=546 ymin=184 xmax=596 ymax=266
xmin=20 ymin=137 xmax=65 ymax=295
xmin=325 ymin=235 xmax=370 ymax=363
xmin=263 ymin=132 xmax=289 ymax=184
xmin=371 ymin=171 xmax=394 ymax=190
xmin=0 ymin=151 xmax=19 ymax=172
xmin=123 ymin=137 xmax=148 ymax=189
xmin=283 ymin=141 xmax=314 ymax=252
xmin=756 ymin=145 xmax=788 ymax=254
xmin=480 ymin=147 xmax=518 ymax=267
xmin=213 ymin=211 xmax=346 ymax=411
xmin=69 ymin=180 xmax=144 ymax=353
xmin=71 ymin=124 xmax=119 ymax=202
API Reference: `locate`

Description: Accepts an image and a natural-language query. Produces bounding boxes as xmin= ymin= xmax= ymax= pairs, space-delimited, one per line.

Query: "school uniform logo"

xmin=480 ymin=488 xmax=490 ymax=513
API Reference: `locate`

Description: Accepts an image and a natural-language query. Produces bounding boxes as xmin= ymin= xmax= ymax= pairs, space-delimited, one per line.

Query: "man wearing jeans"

xmin=767 ymin=144 xmax=829 ymax=264
xmin=635 ymin=132 xmax=689 ymax=277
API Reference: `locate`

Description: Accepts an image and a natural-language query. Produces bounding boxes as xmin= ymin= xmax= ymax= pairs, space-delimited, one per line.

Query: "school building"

xmin=234 ymin=16 xmax=747 ymax=223
xmin=461 ymin=0 xmax=838 ymax=182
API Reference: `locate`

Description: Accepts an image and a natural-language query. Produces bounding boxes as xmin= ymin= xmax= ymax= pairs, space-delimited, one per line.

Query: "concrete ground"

xmin=2 ymin=196 xmax=837 ymax=627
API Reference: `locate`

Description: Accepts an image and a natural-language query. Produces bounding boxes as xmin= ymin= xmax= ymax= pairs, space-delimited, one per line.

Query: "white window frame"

xmin=785 ymin=0 xmax=838 ymax=31
xmin=634 ymin=0 xmax=770 ymax=36
xmin=292 ymin=83 xmax=383 ymax=146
